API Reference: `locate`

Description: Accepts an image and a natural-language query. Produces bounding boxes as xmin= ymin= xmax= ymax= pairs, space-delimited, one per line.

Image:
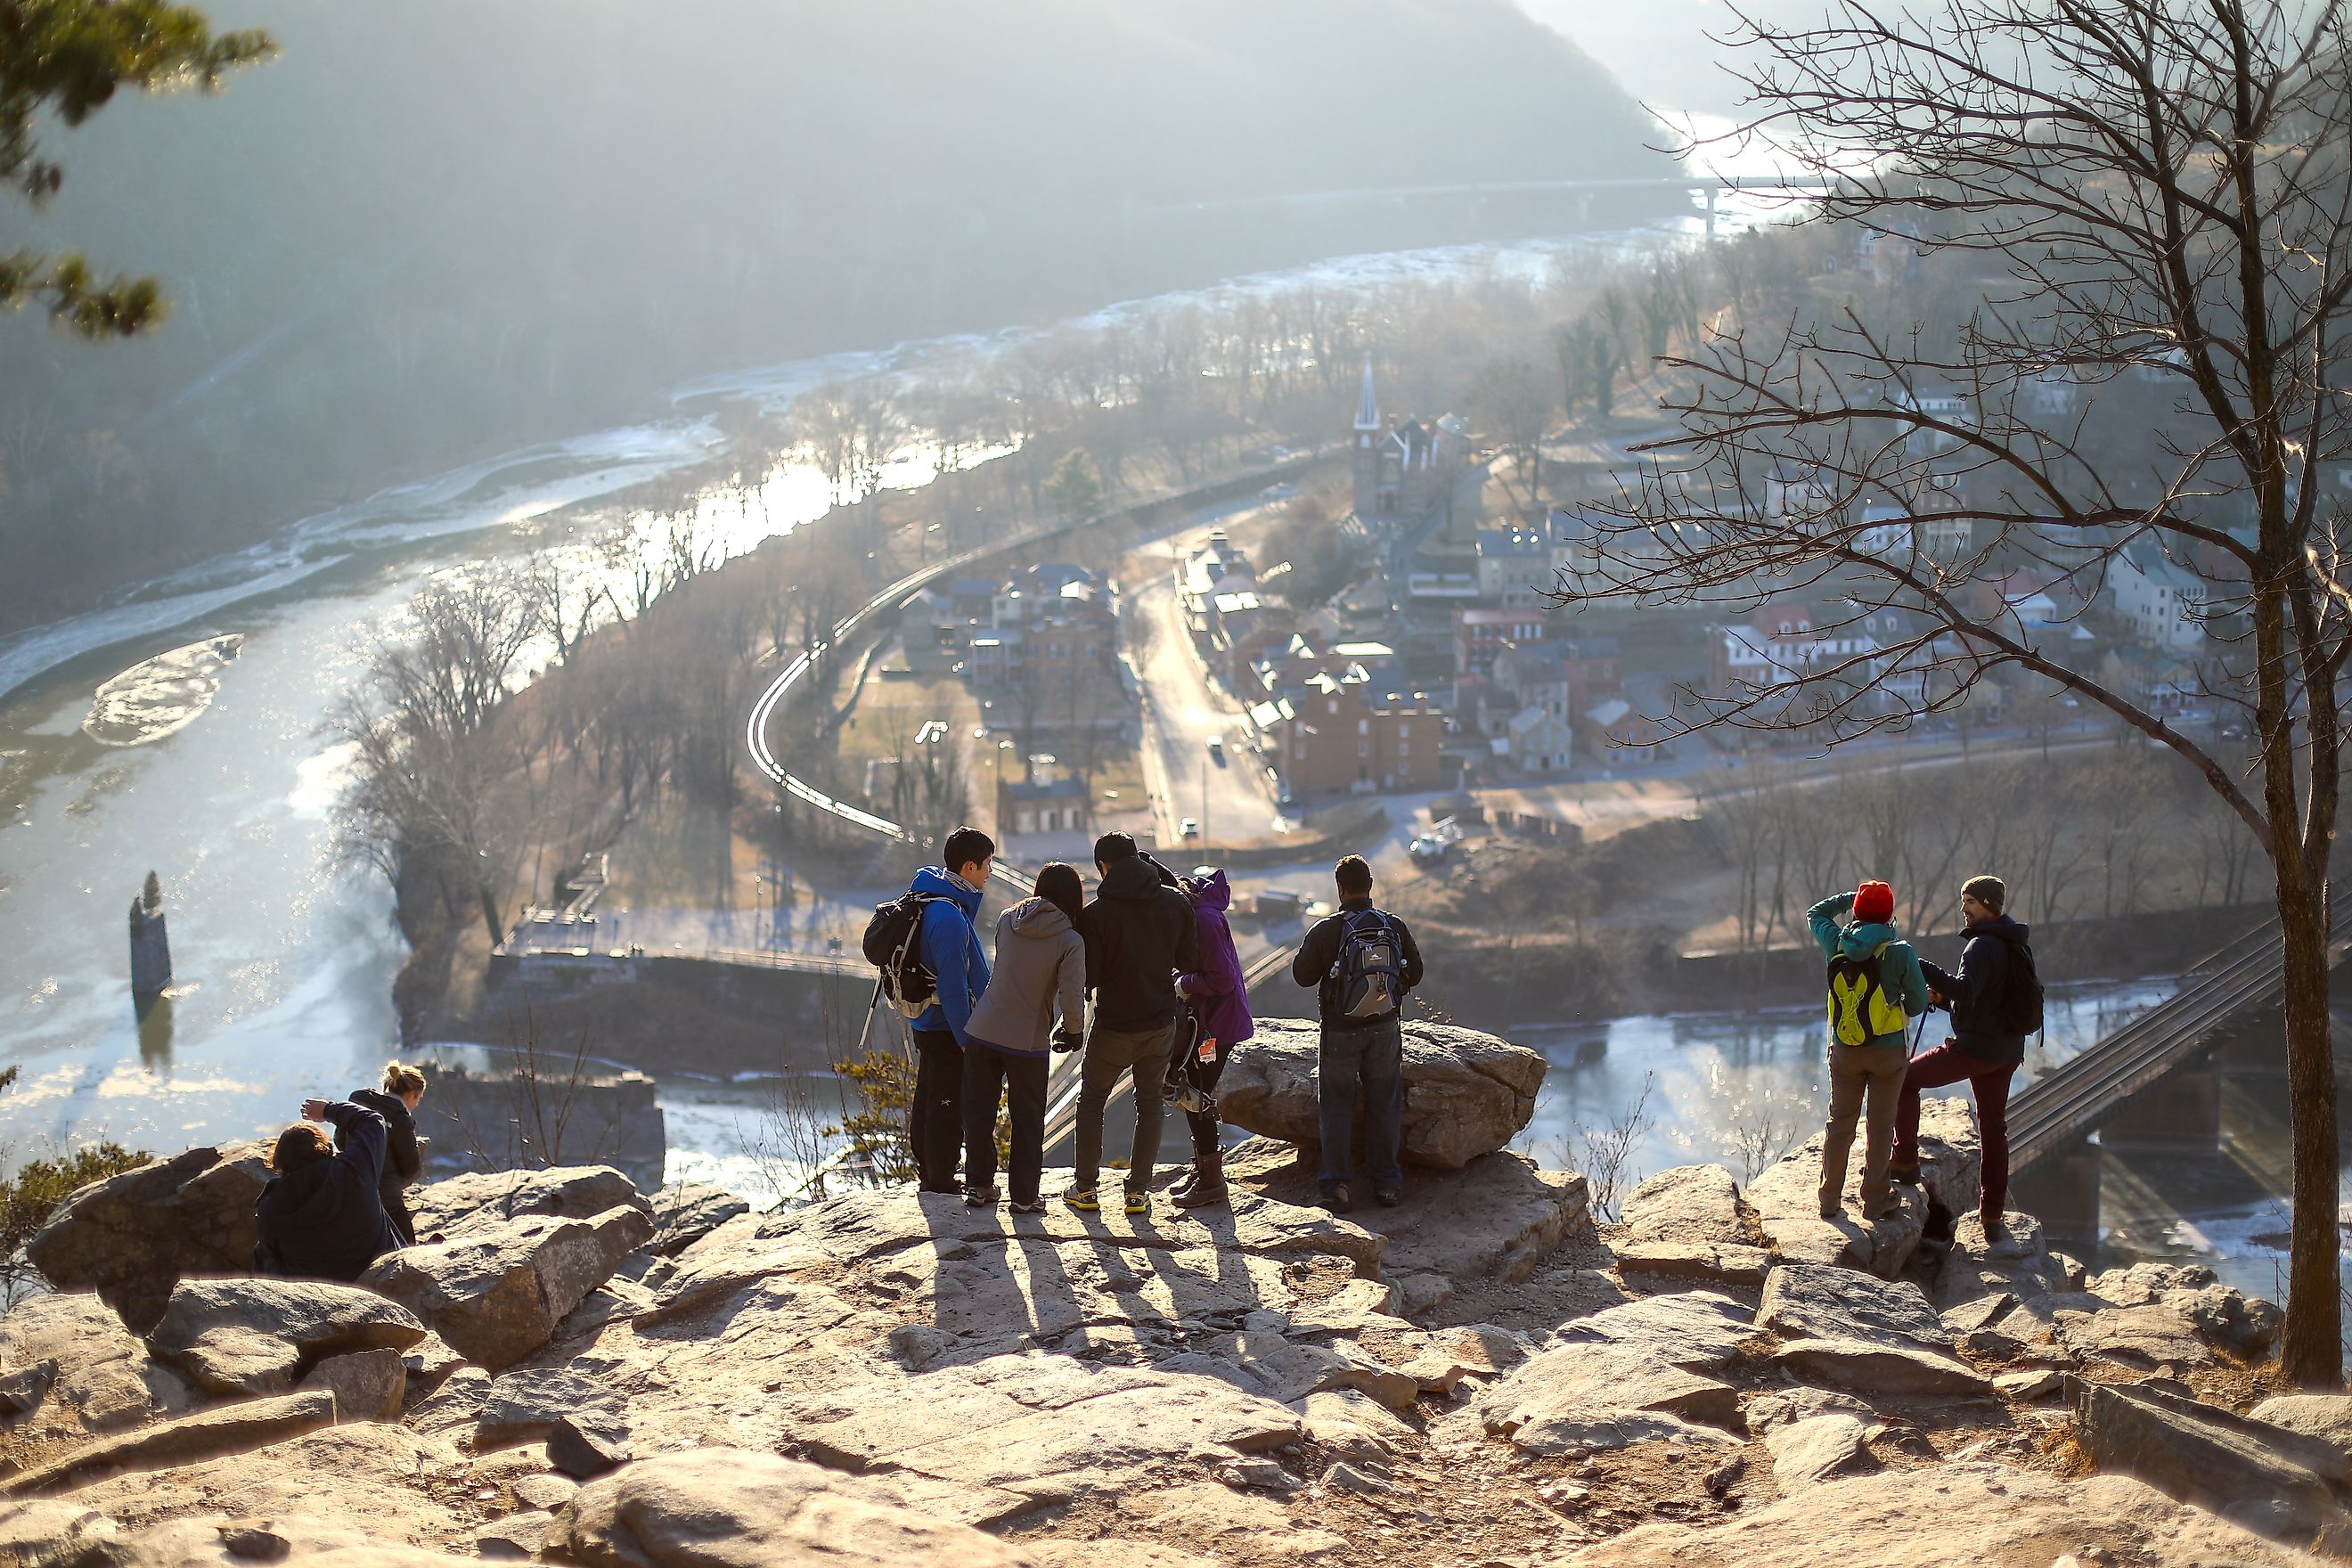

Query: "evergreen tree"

xmin=1042 ymin=447 xmax=1104 ymax=522
xmin=2 ymin=0 xmax=274 ymax=339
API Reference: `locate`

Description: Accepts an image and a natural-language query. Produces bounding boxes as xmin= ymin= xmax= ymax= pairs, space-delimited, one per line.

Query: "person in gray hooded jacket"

xmin=962 ymin=862 xmax=1088 ymax=1211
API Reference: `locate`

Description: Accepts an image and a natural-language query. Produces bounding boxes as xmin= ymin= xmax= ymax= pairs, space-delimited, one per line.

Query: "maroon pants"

xmin=1891 ymin=1040 xmax=2015 ymax=1224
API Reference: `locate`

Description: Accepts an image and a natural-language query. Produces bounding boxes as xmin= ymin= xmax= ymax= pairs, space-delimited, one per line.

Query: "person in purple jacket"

xmin=1164 ymin=867 xmax=1254 ymax=1209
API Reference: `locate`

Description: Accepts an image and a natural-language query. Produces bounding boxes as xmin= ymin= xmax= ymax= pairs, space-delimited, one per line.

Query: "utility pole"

xmin=1201 ymin=759 xmax=1210 ymax=851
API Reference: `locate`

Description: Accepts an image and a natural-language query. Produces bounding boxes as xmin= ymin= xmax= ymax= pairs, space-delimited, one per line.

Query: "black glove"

xmin=1051 ymin=1030 xmax=1083 ymax=1053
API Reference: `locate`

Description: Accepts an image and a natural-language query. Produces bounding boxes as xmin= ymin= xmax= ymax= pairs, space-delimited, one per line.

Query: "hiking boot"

xmin=964 ymin=1186 xmax=1000 ymax=1208
xmin=1009 ymin=1197 xmax=1047 ymax=1214
xmin=1889 ymin=1162 xmax=1922 ymax=1185
xmin=1123 ymin=1190 xmax=1151 ymax=1216
xmin=1174 ymin=1154 xmax=1227 ymax=1209
xmin=1819 ymin=1200 xmax=1845 ymax=1220
xmin=1065 ymin=1188 xmax=1101 ymax=1213
xmin=1374 ymin=1188 xmax=1401 ymax=1208
xmin=1322 ymin=1183 xmax=1354 ymax=1214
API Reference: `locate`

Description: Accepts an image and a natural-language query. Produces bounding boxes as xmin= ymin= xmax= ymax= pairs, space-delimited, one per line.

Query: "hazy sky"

xmin=1514 ymin=0 xmax=1750 ymax=116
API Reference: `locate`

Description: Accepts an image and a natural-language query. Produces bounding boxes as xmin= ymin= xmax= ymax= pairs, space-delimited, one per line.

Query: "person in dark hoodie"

xmin=906 ymin=826 xmax=995 ymax=1195
xmin=1891 ymin=874 xmax=2036 ymax=1235
xmin=347 ymin=1061 xmax=428 ymax=1245
xmin=1807 ymin=880 xmax=1931 ymax=1221
xmin=961 ymin=862 xmax=1088 ymax=1213
xmin=254 ymin=1098 xmax=402 ymax=1281
xmin=1070 ymin=833 xmax=1199 ymax=1215
xmin=1164 ymin=867 xmax=1253 ymax=1211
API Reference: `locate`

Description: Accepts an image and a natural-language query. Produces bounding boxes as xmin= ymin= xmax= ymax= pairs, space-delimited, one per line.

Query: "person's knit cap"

xmin=1853 ymin=880 xmax=1895 ymax=923
xmin=1962 ymin=874 xmax=2006 ymax=915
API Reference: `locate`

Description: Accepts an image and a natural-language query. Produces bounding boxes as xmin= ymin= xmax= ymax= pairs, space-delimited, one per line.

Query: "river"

xmin=0 ymin=201 xmax=2302 ymax=1303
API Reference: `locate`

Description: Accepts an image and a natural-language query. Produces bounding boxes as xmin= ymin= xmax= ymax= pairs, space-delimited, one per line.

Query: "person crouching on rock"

xmin=1809 ymin=879 xmax=1930 ymax=1222
xmin=347 ymin=1061 xmax=428 ymax=1246
xmin=961 ymin=862 xmax=1088 ymax=1213
xmin=1290 ymin=854 xmax=1422 ymax=1213
xmin=1164 ymin=866 xmax=1253 ymax=1211
xmin=254 ymin=1098 xmax=402 ymax=1281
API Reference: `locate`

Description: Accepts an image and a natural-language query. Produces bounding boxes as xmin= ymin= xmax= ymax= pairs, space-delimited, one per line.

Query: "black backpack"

xmin=1327 ymin=908 xmax=1406 ymax=1022
xmin=862 ymin=892 xmax=950 ymax=1018
xmin=1996 ymin=937 xmax=2046 ymax=1035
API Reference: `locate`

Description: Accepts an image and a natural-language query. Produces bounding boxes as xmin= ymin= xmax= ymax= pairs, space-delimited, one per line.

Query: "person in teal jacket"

xmin=1807 ymin=880 xmax=1931 ymax=1221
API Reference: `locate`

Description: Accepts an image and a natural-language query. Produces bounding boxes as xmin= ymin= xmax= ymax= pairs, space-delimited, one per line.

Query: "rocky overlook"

xmin=0 ymin=1024 xmax=2340 ymax=1566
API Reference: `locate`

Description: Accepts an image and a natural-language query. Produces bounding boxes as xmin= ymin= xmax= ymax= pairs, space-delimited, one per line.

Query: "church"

xmin=1351 ymin=356 xmax=1474 ymax=539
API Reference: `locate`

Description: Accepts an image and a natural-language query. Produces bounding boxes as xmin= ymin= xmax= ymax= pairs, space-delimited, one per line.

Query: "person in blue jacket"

xmin=906 ymin=826 xmax=994 ymax=1194
xmin=1808 ymin=879 xmax=1931 ymax=1221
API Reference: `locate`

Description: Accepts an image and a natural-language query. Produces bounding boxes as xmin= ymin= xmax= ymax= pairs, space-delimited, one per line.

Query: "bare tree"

xmin=1468 ymin=358 xmax=1556 ymax=499
xmin=1557 ymin=0 xmax=2352 ymax=1382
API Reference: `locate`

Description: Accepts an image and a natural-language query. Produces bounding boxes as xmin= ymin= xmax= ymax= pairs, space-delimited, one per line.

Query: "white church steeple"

xmin=1353 ymin=355 xmax=1380 ymax=435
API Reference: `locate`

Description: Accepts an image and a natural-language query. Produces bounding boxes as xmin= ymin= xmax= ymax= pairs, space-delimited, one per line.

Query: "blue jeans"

xmin=1317 ymin=1015 xmax=1403 ymax=1190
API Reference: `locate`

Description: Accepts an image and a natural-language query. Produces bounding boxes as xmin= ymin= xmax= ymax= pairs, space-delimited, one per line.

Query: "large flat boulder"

xmin=1 ymin=1388 xmax=338 ymax=1496
xmin=0 ymin=1291 xmax=195 ymax=1436
xmin=50 ymin=1422 xmax=462 ymax=1540
xmin=1770 ymin=1337 xmax=1994 ymax=1397
xmin=23 ymin=1145 xmax=270 ymax=1331
xmin=408 ymin=1165 xmax=651 ymax=1242
xmin=1213 ymin=1019 xmax=1545 ymax=1171
xmin=1474 ymin=1342 xmax=1741 ymax=1456
xmin=2074 ymin=1377 xmax=2352 ymax=1552
xmin=1618 ymin=1164 xmax=1745 ymax=1247
xmin=2255 ymin=1395 xmax=2352 ymax=1454
xmin=1555 ymin=1291 xmax=1754 ymax=1369
xmin=559 ymin=1448 xmax=1032 ymax=1568
xmin=1560 ymin=1465 xmax=2324 ymax=1566
xmin=143 ymin=1278 xmax=429 ymax=1395
xmin=361 ymin=1205 xmax=652 ymax=1371
xmin=1745 ymin=1097 xmax=1978 ymax=1278
xmin=1756 ymin=1264 xmax=1950 ymax=1350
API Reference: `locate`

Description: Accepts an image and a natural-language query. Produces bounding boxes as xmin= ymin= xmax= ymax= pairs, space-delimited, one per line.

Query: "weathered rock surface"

xmin=24 ymin=1145 xmax=271 ymax=1330
xmin=556 ymin=1447 xmax=1032 ymax=1568
xmin=1764 ymin=1412 xmax=1872 ymax=1490
xmin=477 ymin=1368 xmax=623 ymax=1446
xmin=3 ymin=1389 xmax=338 ymax=1496
xmin=1563 ymin=1466 xmax=2326 ymax=1565
xmin=1744 ymin=1097 xmax=1978 ymax=1278
xmin=1618 ymin=1164 xmax=1745 ymax=1247
xmin=1475 ymin=1343 xmax=1740 ymax=1455
xmin=1219 ymin=1139 xmax=1584 ymax=1314
xmin=2254 ymin=1394 xmax=2352 ymax=1452
xmin=1612 ymin=1240 xmax=1771 ymax=1287
xmin=298 ymin=1348 xmax=405 ymax=1422
xmin=155 ymin=1327 xmax=302 ymax=1398
xmin=1770 ymin=1337 xmax=1993 ymax=1397
xmin=1756 ymin=1264 xmax=1951 ymax=1350
xmin=1555 ymin=1290 xmax=1754 ymax=1368
xmin=2074 ymin=1376 xmax=2352 ymax=1552
xmin=405 ymin=1164 xmax=650 ymax=1241
xmin=1213 ymin=1019 xmax=1546 ymax=1170
xmin=144 ymin=1279 xmax=429 ymax=1397
xmin=0 ymin=1292 xmax=193 ymax=1436
xmin=48 ymin=1422 xmax=462 ymax=1539
xmin=361 ymin=1205 xmax=652 ymax=1370
xmin=648 ymin=1181 xmax=751 ymax=1256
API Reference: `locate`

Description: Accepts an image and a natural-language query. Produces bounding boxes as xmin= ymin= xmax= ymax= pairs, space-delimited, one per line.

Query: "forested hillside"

xmin=0 ymin=0 xmax=1670 ymax=635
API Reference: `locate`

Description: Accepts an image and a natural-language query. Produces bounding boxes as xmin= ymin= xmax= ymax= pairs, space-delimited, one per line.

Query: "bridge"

xmin=1131 ymin=172 xmax=1842 ymax=237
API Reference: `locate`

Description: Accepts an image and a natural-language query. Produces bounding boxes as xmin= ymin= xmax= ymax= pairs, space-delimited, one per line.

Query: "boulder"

xmin=23 ymin=1145 xmax=270 ymax=1330
xmin=648 ymin=1181 xmax=751 ymax=1257
xmin=2081 ymin=1262 xmax=2283 ymax=1358
xmin=0 ymin=1291 xmax=195 ymax=1435
xmin=1213 ymin=1018 xmax=1545 ymax=1171
xmin=360 ymin=1205 xmax=653 ymax=1371
xmin=55 ymin=1423 xmax=466 ymax=1543
xmin=1555 ymin=1290 xmax=1755 ymax=1369
xmin=1756 ymin=1264 xmax=1951 ymax=1349
xmin=2253 ymin=1394 xmax=2352 ymax=1453
xmin=1 ymin=1389 xmax=338 ymax=1496
xmin=2073 ymin=1376 xmax=2352 ymax=1552
xmin=477 ymin=1368 xmax=623 ymax=1447
xmin=1618 ymin=1164 xmax=1745 ymax=1247
xmin=474 ymin=1511 xmax=554 ymax=1561
xmin=1558 ymin=1465 xmax=2323 ymax=1566
xmin=406 ymin=1365 xmax=491 ymax=1438
xmin=143 ymin=1279 xmax=429 ymax=1395
xmin=557 ymin=1448 xmax=1034 ymax=1568
xmin=1613 ymin=1241 xmax=1772 ymax=1288
xmin=1770 ymin=1337 xmax=1994 ymax=1397
xmin=405 ymin=1165 xmax=650 ymax=1242
xmin=1744 ymin=1097 xmax=1978 ymax=1279
xmin=1764 ymin=1413 xmax=1872 ymax=1490
xmin=299 ymin=1348 xmax=405 ymax=1422
xmin=1475 ymin=1343 xmax=1741 ymax=1456
xmin=549 ymin=1410 xmax=634 ymax=1478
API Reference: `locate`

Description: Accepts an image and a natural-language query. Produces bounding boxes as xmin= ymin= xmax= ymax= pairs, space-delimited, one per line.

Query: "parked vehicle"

xmin=1180 ymin=818 xmax=1200 ymax=839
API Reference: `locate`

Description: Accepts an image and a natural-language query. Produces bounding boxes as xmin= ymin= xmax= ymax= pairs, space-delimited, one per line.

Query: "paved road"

xmin=1123 ymin=523 xmax=1284 ymax=851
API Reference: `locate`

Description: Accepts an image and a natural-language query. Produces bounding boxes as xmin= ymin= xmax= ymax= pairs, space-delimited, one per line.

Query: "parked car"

xmin=1206 ymin=736 xmax=1226 ymax=764
xmin=1179 ymin=818 xmax=1200 ymax=840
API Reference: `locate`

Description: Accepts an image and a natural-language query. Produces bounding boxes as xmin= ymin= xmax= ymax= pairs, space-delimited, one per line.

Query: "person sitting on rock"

xmin=1164 ymin=866 xmax=1253 ymax=1211
xmin=1290 ymin=854 xmax=1422 ymax=1213
xmin=1808 ymin=879 xmax=1931 ymax=1222
xmin=254 ymin=1098 xmax=403 ymax=1281
xmin=347 ymin=1061 xmax=429 ymax=1246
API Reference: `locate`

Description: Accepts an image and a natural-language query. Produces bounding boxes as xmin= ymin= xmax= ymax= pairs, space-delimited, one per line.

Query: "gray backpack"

xmin=1328 ymin=909 xmax=1405 ymax=1021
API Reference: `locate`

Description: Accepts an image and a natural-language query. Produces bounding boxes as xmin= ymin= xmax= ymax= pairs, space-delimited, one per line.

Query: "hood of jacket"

xmin=1098 ymin=853 xmax=1165 ymax=901
xmin=1184 ymin=869 xmax=1232 ymax=913
xmin=1009 ymin=894 xmax=1074 ymax=939
xmin=1967 ymin=914 xmax=2031 ymax=947
xmin=911 ymin=864 xmax=983 ymax=918
xmin=1836 ymin=919 xmax=1903 ymax=959
xmin=257 ymin=1159 xmax=347 ymax=1228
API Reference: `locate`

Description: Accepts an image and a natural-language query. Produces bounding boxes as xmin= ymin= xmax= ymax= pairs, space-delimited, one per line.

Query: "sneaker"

xmin=1066 ymin=1188 xmax=1101 ymax=1213
xmin=1124 ymin=1190 xmax=1151 ymax=1216
xmin=1889 ymin=1162 xmax=1922 ymax=1185
xmin=1009 ymin=1198 xmax=1047 ymax=1214
xmin=1374 ymin=1188 xmax=1402 ymax=1208
xmin=964 ymin=1186 xmax=999 ymax=1208
xmin=1322 ymin=1184 xmax=1354 ymax=1214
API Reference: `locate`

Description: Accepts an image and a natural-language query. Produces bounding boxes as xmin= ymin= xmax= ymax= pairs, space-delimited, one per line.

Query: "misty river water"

xmin=0 ymin=208 xmax=2303 ymax=1303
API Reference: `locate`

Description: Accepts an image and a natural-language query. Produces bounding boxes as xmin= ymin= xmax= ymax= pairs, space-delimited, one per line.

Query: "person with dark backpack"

xmin=1891 ymin=873 xmax=2042 ymax=1237
xmin=1806 ymin=881 xmax=1931 ymax=1221
xmin=889 ymin=826 xmax=994 ymax=1195
xmin=1290 ymin=854 xmax=1423 ymax=1212
xmin=1069 ymin=834 xmax=1199 ymax=1215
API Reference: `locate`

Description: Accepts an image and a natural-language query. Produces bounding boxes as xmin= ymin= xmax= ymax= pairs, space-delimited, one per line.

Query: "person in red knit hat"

xmin=1808 ymin=878 xmax=1931 ymax=1221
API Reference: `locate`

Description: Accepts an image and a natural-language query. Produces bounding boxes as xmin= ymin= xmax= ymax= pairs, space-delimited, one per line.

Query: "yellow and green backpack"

xmin=1826 ymin=939 xmax=1906 ymax=1047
